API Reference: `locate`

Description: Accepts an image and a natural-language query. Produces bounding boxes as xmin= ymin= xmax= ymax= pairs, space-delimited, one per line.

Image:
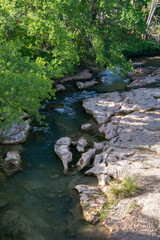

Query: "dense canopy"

xmin=0 ymin=0 xmax=159 ymax=128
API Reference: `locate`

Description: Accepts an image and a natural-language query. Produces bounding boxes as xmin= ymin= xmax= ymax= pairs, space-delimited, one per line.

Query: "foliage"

xmin=0 ymin=0 xmax=159 ymax=128
xmin=110 ymin=176 xmax=139 ymax=199
xmin=0 ymin=0 xmax=154 ymax=72
xmin=0 ymin=40 xmax=55 ymax=128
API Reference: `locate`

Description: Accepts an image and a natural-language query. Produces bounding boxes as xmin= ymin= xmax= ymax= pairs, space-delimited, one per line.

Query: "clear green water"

xmin=0 ymin=70 xmax=128 ymax=240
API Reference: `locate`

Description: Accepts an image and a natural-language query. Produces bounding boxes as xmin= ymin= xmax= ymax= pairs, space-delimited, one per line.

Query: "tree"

xmin=0 ymin=40 xmax=55 ymax=129
xmin=0 ymin=0 xmax=159 ymax=128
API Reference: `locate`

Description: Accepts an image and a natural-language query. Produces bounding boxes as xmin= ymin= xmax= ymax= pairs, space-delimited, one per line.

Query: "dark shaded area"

xmin=109 ymin=231 xmax=160 ymax=240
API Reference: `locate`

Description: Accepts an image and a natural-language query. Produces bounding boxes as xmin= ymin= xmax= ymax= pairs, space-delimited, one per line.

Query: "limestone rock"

xmin=127 ymin=74 xmax=160 ymax=89
xmin=83 ymin=88 xmax=160 ymax=125
xmin=105 ymin=111 xmax=160 ymax=149
xmin=81 ymin=123 xmax=92 ymax=130
xmin=76 ymin=137 xmax=88 ymax=152
xmin=75 ymin=185 xmax=106 ymax=224
xmin=61 ymin=70 xmax=93 ymax=83
xmin=77 ymin=149 xmax=95 ymax=170
xmin=76 ymin=80 xmax=98 ymax=90
xmin=83 ymin=91 xmax=122 ymax=124
xmin=56 ymin=84 xmax=66 ymax=91
xmin=4 ymin=151 xmax=22 ymax=176
xmin=93 ymin=141 xmax=106 ymax=151
xmin=54 ymin=137 xmax=72 ymax=173
xmin=0 ymin=120 xmax=30 ymax=144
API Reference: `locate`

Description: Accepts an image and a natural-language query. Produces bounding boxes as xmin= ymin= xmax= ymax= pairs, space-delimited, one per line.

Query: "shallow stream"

xmin=0 ymin=57 xmax=159 ymax=240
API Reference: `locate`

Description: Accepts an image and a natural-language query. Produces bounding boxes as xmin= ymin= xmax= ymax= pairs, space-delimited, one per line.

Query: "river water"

xmin=0 ymin=59 xmax=158 ymax=240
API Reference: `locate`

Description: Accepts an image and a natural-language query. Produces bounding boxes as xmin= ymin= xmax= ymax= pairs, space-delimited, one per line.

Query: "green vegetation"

xmin=110 ymin=176 xmax=139 ymax=198
xmin=99 ymin=176 xmax=140 ymax=220
xmin=99 ymin=199 xmax=117 ymax=219
xmin=0 ymin=0 xmax=159 ymax=128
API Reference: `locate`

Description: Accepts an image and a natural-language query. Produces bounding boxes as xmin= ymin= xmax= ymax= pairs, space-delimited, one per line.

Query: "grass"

xmin=99 ymin=199 xmax=117 ymax=219
xmin=110 ymin=176 xmax=139 ymax=199
xmin=98 ymin=175 xmax=140 ymax=221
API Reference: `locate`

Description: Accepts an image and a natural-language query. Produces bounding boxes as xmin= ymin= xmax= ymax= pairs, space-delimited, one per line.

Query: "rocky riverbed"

xmin=1 ymin=58 xmax=160 ymax=240
xmin=54 ymin=62 xmax=160 ymax=239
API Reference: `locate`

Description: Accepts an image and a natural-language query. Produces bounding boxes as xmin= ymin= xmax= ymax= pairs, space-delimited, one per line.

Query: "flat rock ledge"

xmin=75 ymin=185 xmax=106 ymax=224
xmin=0 ymin=120 xmax=30 ymax=144
xmin=79 ymin=86 xmax=160 ymax=238
xmin=82 ymin=88 xmax=160 ymax=125
xmin=61 ymin=70 xmax=93 ymax=83
xmin=54 ymin=137 xmax=72 ymax=173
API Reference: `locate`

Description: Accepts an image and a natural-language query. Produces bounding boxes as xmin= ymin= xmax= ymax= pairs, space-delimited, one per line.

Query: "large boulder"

xmin=54 ymin=137 xmax=72 ymax=173
xmin=61 ymin=70 xmax=93 ymax=83
xmin=76 ymin=80 xmax=98 ymax=90
xmin=127 ymin=74 xmax=160 ymax=89
xmin=0 ymin=120 xmax=30 ymax=144
xmin=4 ymin=151 xmax=22 ymax=176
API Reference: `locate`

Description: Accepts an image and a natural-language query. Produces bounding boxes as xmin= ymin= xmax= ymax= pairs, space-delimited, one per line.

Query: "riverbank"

xmin=74 ymin=59 xmax=160 ymax=239
xmin=53 ymin=57 xmax=160 ymax=239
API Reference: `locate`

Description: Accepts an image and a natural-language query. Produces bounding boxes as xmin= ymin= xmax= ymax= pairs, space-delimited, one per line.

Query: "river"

xmin=0 ymin=58 xmax=158 ymax=240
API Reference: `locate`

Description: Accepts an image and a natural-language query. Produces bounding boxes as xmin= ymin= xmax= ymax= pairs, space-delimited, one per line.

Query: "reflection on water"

xmin=0 ymin=62 xmax=153 ymax=239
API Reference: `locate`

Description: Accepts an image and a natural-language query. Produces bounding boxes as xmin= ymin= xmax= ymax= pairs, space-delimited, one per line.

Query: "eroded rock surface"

xmin=61 ymin=70 xmax=93 ymax=83
xmin=76 ymin=80 xmax=98 ymax=90
xmin=4 ymin=151 xmax=22 ymax=176
xmin=76 ymin=137 xmax=88 ymax=152
xmin=54 ymin=137 xmax=72 ymax=173
xmin=81 ymin=85 xmax=160 ymax=236
xmin=127 ymin=74 xmax=160 ymax=89
xmin=77 ymin=149 xmax=95 ymax=170
xmin=0 ymin=120 xmax=30 ymax=144
xmin=83 ymin=88 xmax=160 ymax=125
xmin=75 ymin=185 xmax=105 ymax=224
